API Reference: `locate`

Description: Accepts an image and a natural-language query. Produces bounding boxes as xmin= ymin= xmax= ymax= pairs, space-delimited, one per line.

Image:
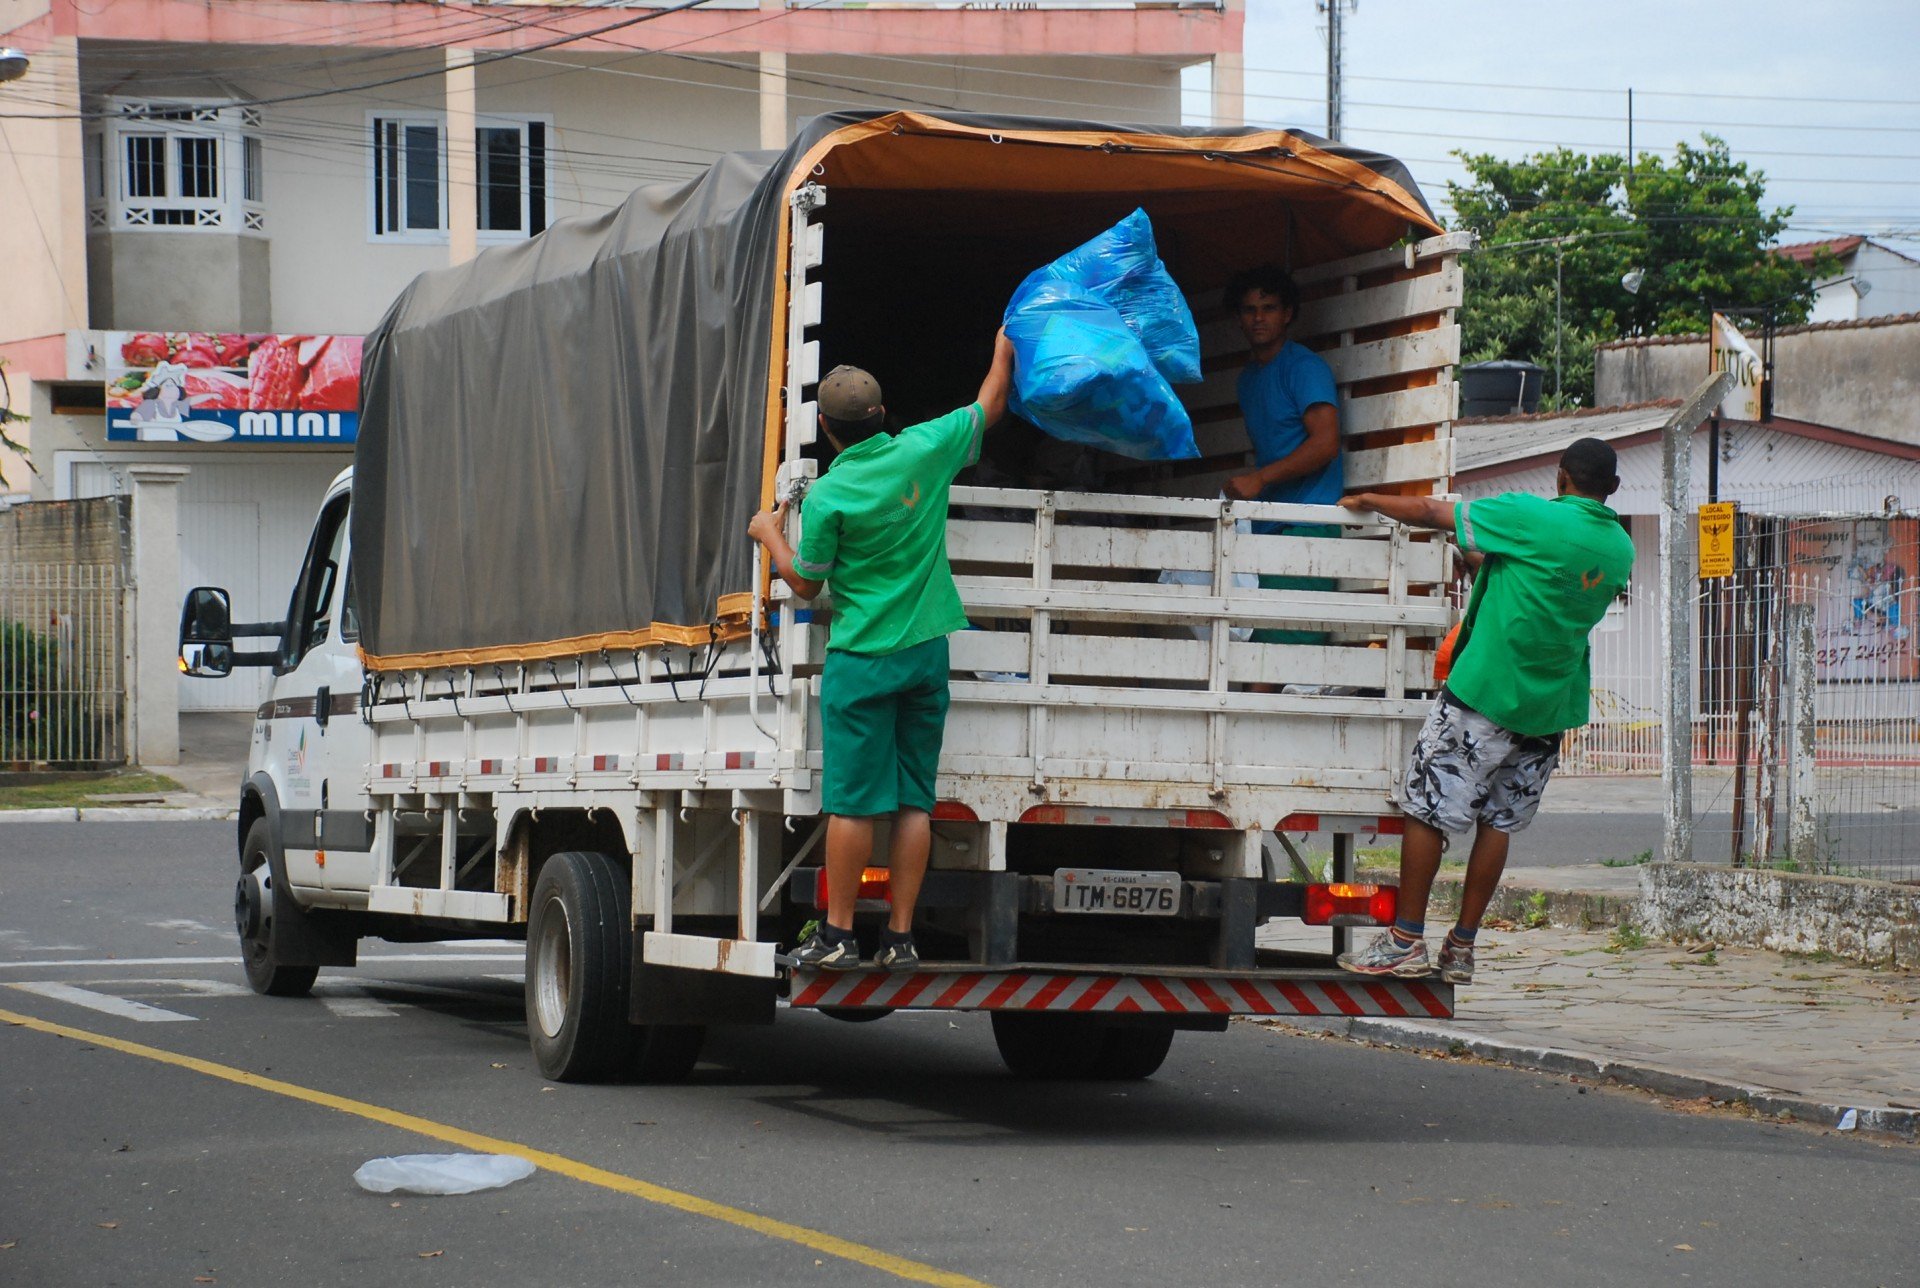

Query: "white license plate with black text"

xmin=1052 ymin=868 xmax=1181 ymax=915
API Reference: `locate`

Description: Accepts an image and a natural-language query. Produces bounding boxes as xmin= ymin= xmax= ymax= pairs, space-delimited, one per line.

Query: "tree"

xmin=1446 ymin=135 xmax=1823 ymax=408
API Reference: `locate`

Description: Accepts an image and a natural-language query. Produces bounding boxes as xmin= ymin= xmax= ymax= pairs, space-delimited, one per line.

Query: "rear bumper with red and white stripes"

xmin=789 ymin=968 xmax=1451 ymax=1020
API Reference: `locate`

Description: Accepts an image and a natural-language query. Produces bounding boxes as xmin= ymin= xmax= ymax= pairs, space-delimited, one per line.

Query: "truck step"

xmin=788 ymin=966 xmax=1451 ymax=1019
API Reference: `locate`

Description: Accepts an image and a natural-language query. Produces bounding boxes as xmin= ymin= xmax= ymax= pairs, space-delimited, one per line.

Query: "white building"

xmin=1774 ymin=236 xmax=1920 ymax=324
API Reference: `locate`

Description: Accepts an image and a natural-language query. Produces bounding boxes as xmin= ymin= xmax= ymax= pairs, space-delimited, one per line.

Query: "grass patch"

xmin=1600 ymin=848 xmax=1655 ymax=868
xmin=1520 ymin=890 xmax=1551 ymax=930
xmin=0 ymin=769 xmax=185 ymax=811
xmin=1605 ymin=923 xmax=1647 ymax=954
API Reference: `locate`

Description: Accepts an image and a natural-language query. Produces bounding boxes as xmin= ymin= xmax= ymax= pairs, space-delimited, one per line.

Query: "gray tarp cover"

xmin=351 ymin=111 xmax=1430 ymax=669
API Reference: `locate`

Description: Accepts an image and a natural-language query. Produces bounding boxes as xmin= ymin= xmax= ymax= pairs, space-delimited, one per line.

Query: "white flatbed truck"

xmin=179 ymin=113 xmax=1468 ymax=1082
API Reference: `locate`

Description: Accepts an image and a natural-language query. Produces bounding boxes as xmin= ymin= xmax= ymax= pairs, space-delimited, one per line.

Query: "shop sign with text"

xmin=105 ymin=332 xmax=361 ymax=444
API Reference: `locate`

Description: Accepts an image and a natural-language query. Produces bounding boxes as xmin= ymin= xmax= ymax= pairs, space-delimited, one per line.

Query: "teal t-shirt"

xmin=1237 ymin=341 xmax=1342 ymax=506
xmin=1448 ymin=492 xmax=1636 ymax=737
xmin=794 ymin=403 xmax=984 ymax=656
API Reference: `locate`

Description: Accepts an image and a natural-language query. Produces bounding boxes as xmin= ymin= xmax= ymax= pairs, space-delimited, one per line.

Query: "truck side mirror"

xmin=179 ymin=587 xmax=235 ymax=678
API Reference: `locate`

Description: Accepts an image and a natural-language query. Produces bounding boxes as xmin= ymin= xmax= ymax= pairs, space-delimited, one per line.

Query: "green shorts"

xmin=1252 ymin=522 xmax=1340 ymax=646
xmin=820 ymin=636 xmax=952 ymax=817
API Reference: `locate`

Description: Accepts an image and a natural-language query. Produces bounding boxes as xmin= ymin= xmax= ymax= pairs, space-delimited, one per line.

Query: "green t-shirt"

xmin=793 ymin=403 xmax=985 ymax=656
xmin=1448 ymin=492 xmax=1635 ymax=737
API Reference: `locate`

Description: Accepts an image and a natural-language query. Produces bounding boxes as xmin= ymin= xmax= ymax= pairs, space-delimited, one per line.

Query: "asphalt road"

xmin=3 ymin=822 xmax=1916 ymax=1288
xmin=1510 ymin=810 xmax=1919 ymax=873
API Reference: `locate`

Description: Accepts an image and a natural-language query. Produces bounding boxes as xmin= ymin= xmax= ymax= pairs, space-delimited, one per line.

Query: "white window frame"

xmin=84 ymin=98 xmax=266 ymax=236
xmin=366 ymin=111 xmax=553 ymax=246
xmin=367 ymin=113 xmax=448 ymax=245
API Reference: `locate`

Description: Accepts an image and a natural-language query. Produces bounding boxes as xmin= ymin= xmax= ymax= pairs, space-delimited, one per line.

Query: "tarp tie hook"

xmin=812 ymin=162 xmax=825 ymax=176
xmin=494 ymin=666 xmax=517 ymax=714
xmin=546 ymin=661 xmax=577 ymax=711
xmin=603 ymin=647 xmax=641 ymax=706
xmin=445 ymin=674 xmax=463 ymax=718
xmin=989 ymin=133 xmax=1003 ymax=144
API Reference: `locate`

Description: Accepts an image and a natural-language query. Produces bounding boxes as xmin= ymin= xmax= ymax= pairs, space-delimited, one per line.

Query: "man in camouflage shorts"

xmin=1333 ymin=438 xmax=1635 ymax=984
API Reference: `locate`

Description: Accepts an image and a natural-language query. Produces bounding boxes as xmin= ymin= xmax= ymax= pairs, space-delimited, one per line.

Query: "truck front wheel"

xmin=237 ymin=819 xmax=319 ymax=998
xmin=527 ymin=851 xmax=636 ymax=1082
xmin=990 ymin=1014 xmax=1176 ymax=1080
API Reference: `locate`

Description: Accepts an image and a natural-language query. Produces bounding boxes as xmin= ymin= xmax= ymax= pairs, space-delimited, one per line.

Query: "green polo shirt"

xmin=1448 ymin=492 xmax=1635 ymax=737
xmin=794 ymin=402 xmax=985 ymax=656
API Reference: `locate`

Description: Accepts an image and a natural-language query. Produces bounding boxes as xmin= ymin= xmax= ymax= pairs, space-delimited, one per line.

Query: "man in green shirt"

xmin=749 ymin=331 xmax=1016 ymax=971
xmin=1333 ymin=437 xmax=1634 ymax=983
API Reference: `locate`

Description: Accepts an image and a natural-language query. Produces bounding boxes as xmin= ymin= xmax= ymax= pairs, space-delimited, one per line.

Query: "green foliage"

xmin=0 ymin=356 xmax=33 ymax=491
xmin=0 ymin=620 xmax=105 ymax=764
xmin=1520 ymin=890 xmax=1551 ymax=929
xmin=1605 ymin=923 xmax=1647 ymax=954
xmin=1601 ymin=848 xmax=1655 ymax=868
xmin=1447 ymin=136 xmax=1824 ymax=407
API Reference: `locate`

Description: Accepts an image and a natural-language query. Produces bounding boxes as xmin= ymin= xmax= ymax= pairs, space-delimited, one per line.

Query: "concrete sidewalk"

xmin=1284 ymin=920 xmax=1920 ymax=1138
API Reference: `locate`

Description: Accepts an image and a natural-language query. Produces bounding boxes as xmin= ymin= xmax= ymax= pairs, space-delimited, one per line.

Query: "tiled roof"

xmin=1772 ymin=235 xmax=1864 ymax=264
xmin=1454 ymin=403 xmax=1681 ymax=474
xmin=1594 ymin=310 xmax=1920 ymax=350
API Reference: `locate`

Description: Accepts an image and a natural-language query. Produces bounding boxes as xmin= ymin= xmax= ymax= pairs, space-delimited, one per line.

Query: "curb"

xmin=1280 ymin=1015 xmax=1918 ymax=1140
xmin=0 ymin=806 xmax=238 ymax=823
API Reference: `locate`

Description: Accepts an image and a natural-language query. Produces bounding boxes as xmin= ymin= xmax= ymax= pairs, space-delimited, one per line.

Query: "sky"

xmin=1188 ymin=0 xmax=1920 ymax=253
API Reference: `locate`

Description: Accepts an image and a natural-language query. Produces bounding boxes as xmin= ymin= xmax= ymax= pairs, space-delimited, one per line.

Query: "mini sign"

xmin=104 ymin=331 xmax=360 ymax=444
xmin=1699 ymin=502 xmax=1736 ymax=578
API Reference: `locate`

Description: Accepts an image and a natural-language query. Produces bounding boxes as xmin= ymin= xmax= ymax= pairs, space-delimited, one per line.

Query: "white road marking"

xmin=0 ymin=953 xmax=522 ymax=970
xmin=485 ymin=972 xmax=526 ymax=984
xmin=117 ymin=978 xmax=252 ymax=998
xmin=146 ymin=919 xmax=220 ymax=934
xmin=9 ymin=981 xmax=198 ymax=1022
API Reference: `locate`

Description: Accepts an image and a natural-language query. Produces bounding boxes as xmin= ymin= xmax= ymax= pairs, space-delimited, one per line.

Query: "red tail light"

xmin=1303 ymin=882 xmax=1397 ymax=927
xmin=812 ymin=866 xmax=894 ymax=907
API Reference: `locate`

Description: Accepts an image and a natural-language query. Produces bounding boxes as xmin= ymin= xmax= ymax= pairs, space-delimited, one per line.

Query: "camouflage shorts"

xmin=1395 ymin=693 xmax=1562 ymax=836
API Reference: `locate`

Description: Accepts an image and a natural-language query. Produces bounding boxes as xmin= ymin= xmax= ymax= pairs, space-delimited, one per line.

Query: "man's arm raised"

xmin=976 ymin=327 xmax=1016 ymax=428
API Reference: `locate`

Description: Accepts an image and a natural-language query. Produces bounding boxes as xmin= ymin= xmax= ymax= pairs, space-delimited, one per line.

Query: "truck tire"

xmin=237 ymin=818 xmax=319 ymax=998
xmin=990 ymin=1014 xmax=1176 ymax=1080
xmin=526 ymin=851 xmax=636 ymax=1082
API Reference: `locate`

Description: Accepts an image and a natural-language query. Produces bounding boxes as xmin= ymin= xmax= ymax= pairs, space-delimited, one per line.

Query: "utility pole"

xmin=1321 ymin=0 xmax=1351 ymax=141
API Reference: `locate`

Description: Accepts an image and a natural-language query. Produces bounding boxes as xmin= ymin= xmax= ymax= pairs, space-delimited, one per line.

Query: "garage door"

xmin=72 ymin=456 xmax=349 ymax=712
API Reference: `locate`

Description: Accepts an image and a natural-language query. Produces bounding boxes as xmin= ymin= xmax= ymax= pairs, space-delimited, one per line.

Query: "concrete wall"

xmin=1641 ymin=862 xmax=1920 ymax=969
xmin=85 ymin=231 xmax=272 ymax=332
xmin=1595 ymin=316 xmax=1920 ymax=446
xmin=0 ymin=495 xmax=129 ymax=568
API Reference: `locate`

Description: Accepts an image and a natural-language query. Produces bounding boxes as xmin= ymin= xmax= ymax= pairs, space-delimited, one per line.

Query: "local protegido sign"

xmin=104 ymin=331 xmax=360 ymax=444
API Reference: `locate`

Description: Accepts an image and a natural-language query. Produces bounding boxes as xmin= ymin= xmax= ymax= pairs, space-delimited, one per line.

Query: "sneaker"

xmin=1437 ymin=936 xmax=1474 ymax=985
xmin=792 ymin=930 xmax=862 ymax=971
xmin=873 ymin=937 xmax=919 ymax=971
xmin=1337 ymin=930 xmax=1431 ymax=978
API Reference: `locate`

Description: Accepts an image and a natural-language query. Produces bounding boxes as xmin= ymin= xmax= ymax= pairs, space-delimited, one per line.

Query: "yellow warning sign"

xmin=1698 ymin=502 xmax=1736 ymax=579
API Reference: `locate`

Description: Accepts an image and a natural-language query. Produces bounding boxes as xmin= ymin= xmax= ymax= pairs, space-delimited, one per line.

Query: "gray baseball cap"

xmin=818 ymin=365 xmax=883 ymax=422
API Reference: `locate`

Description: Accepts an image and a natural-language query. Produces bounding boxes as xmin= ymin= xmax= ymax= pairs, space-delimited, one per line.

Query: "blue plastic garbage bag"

xmin=1003 ymin=210 xmax=1201 ymax=461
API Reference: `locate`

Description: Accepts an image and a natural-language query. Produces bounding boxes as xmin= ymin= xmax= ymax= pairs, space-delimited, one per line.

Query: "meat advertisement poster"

xmin=1785 ymin=518 xmax=1920 ymax=683
xmin=104 ymin=331 xmax=360 ymax=444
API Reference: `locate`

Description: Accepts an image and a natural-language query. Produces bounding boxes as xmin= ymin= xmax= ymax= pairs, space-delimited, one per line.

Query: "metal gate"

xmin=0 ymin=564 xmax=126 ymax=768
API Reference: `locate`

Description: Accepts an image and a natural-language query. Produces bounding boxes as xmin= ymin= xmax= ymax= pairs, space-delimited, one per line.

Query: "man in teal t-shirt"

xmin=1221 ymin=264 xmax=1344 ymax=649
xmin=1332 ymin=438 xmax=1635 ymax=985
xmin=749 ymin=330 xmax=1016 ymax=972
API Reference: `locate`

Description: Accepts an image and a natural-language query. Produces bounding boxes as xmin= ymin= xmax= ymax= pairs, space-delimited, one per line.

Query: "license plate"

xmin=1052 ymin=868 xmax=1181 ymax=915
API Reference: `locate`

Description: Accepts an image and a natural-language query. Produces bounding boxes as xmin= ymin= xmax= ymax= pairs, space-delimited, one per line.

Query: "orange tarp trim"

xmin=361 ymin=593 xmax=755 ymax=672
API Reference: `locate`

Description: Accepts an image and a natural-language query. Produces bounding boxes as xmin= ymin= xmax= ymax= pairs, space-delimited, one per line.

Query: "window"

xmin=478 ymin=121 xmax=547 ymax=235
xmin=282 ymin=495 xmax=351 ymax=671
xmin=243 ymin=136 xmax=263 ymax=204
xmin=370 ymin=113 xmax=550 ymax=242
xmin=86 ymin=99 xmax=265 ymax=234
xmin=371 ymin=117 xmax=443 ymax=237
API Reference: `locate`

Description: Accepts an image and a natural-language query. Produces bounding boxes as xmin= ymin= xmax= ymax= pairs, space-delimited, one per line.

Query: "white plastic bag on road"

xmin=354 ymin=1153 xmax=536 ymax=1195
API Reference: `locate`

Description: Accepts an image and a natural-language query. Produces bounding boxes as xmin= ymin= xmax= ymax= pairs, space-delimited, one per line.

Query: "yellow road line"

xmin=0 ymin=1006 xmax=992 ymax=1288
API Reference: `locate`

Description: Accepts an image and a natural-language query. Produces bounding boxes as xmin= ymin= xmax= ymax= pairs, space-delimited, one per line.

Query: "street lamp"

xmin=1478 ymin=228 xmax=1641 ymax=404
xmin=0 ymin=48 xmax=29 ymax=83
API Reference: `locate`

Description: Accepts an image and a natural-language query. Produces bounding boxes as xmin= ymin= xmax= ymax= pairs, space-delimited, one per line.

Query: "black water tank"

xmin=1460 ymin=360 xmax=1546 ymax=417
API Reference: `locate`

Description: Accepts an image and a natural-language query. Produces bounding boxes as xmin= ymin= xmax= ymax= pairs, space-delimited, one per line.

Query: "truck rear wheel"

xmin=527 ymin=851 xmax=636 ymax=1082
xmin=237 ymin=819 xmax=319 ymax=998
xmin=990 ymin=1014 xmax=1176 ymax=1080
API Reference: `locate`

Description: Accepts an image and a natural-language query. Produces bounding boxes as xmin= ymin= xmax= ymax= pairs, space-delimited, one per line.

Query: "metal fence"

xmin=1576 ymin=510 xmax=1920 ymax=883
xmin=0 ymin=563 xmax=127 ymax=768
